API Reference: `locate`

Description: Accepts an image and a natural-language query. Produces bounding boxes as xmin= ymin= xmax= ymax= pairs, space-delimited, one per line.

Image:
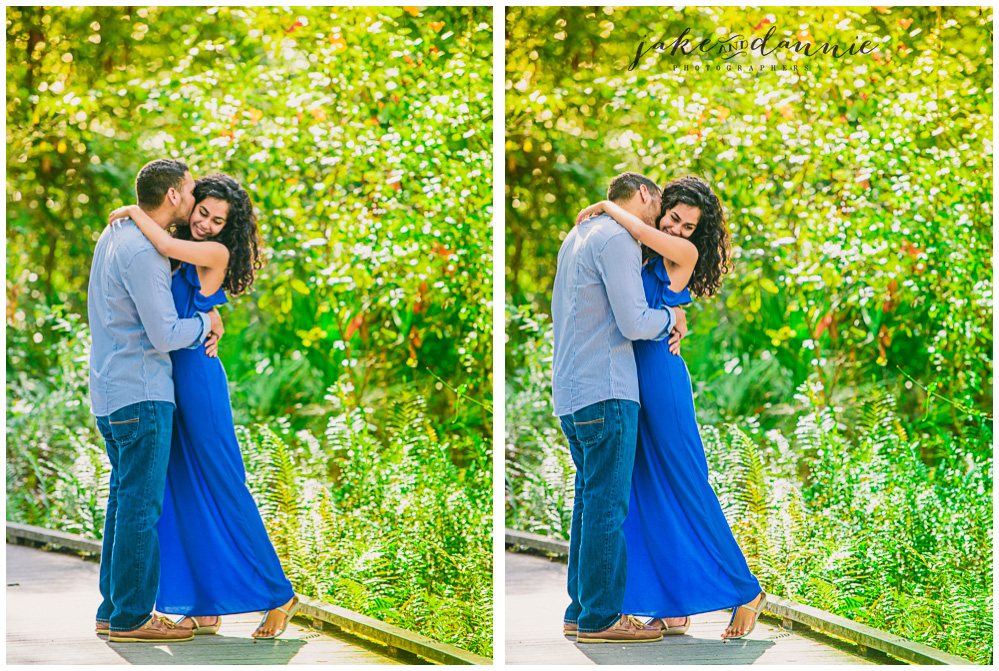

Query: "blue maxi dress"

xmin=621 ymin=258 xmax=761 ymax=618
xmin=155 ymin=262 xmax=296 ymax=616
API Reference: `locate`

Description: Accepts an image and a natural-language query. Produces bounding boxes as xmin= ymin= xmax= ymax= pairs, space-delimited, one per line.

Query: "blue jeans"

xmin=94 ymin=401 xmax=174 ymax=632
xmin=559 ymin=399 xmax=640 ymax=633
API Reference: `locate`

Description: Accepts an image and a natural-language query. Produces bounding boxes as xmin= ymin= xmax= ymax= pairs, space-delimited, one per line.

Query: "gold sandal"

xmin=649 ymin=615 xmax=691 ymax=635
xmin=253 ymin=596 xmax=300 ymax=640
xmin=176 ymin=615 xmax=221 ymax=635
xmin=722 ymin=592 xmax=766 ymax=640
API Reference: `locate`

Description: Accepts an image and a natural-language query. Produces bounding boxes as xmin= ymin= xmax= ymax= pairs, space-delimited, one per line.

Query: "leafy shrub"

xmin=505 ymin=311 xmax=992 ymax=663
xmin=238 ymin=390 xmax=493 ymax=656
xmin=6 ymin=308 xmax=110 ymax=537
xmin=6 ymin=318 xmax=492 ymax=657
xmin=7 ymin=5 xmax=493 ymax=438
xmin=505 ymin=5 xmax=993 ymax=420
xmin=707 ymin=389 xmax=992 ymax=663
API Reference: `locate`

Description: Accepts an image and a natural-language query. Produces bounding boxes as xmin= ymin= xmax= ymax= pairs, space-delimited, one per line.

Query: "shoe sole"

xmin=109 ymin=634 xmax=195 ymax=643
xmin=577 ymin=635 xmax=663 ymax=644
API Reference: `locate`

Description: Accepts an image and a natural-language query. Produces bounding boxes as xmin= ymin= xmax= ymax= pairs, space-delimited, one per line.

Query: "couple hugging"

xmin=552 ymin=172 xmax=766 ymax=643
xmin=88 ymin=159 xmax=299 ymax=642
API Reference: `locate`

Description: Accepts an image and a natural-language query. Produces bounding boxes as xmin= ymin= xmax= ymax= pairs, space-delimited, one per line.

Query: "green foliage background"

xmin=505 ymin=5 xmax=992 ymax=663
xmin=6 ymin=6 xmax=492 ymax=656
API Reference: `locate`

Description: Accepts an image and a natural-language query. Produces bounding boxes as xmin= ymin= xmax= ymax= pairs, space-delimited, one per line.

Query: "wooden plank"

xmin=505 ymin=528 xmax=570 ymax=555
xmin=764 ymin=594 xmax=972 ymax=666
xmin=296 ymin=596 xmax=491 ymax=665
xmin=505 ymin=529 xmax=974 ymax=666
xmin=7 ymin=521 xmax=103 ymax=554
xmin=7 ymin=522 xmax=491 ymax=665
xmin=6 ymin=543 xmax=404 ymax=665
xmin=505 ymin=551 xmax=873 ymax=666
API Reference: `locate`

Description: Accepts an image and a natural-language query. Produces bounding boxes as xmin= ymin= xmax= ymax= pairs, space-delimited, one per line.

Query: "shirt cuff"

xmin=653 ymin=306 xmax=676 ymax=342
xmin=187 ymin=312 xmax=212 ymax=350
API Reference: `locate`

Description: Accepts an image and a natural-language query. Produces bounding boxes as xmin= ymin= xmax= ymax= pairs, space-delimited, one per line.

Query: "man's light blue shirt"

xmin=88 ymin=219 xmax=211 ymax=416
xmin=551 ymin=214 xmax=675 ymax=417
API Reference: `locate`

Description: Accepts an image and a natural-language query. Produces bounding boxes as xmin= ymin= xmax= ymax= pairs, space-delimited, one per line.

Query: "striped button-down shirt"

xmin=551 ymin=214 xmax=675 ymax=417
xmin=88 ymin=219 xmax=210 ymax=416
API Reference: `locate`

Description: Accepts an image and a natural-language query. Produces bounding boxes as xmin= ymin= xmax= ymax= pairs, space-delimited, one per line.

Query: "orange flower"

xmin=429 ymin=21 xmax=445 ymax=32
xmin=346 ymin=314 xmax=364 ymax=339
xmin=816 ymin=313 xmax=834 ymax=339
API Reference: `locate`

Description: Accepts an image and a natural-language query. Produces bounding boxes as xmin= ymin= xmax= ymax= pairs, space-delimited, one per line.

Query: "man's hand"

xmin=668 ymin=307 xmax=687 ymax=356
xmin=205 ymin=307 xmax=224 ymax=357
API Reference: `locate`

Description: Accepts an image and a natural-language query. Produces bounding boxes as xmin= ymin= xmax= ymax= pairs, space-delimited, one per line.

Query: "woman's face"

xmin=659 ymin=203 xmax=700 ymax=238
xmin=189 ymin=197 xmax=229 ymax=240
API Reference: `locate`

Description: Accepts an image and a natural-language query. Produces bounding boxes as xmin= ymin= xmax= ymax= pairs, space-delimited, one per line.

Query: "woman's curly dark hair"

xmin=172 ymin=174 xmax=262 ymax=296
xmin=644 ymin=175 xmax=731 ymax=297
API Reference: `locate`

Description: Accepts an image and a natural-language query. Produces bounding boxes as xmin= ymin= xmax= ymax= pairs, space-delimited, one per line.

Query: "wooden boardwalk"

xmin=506 ymin=551 xmax=881 ymax=666
xmin=6 ymin=544 xmax=405 ymax=665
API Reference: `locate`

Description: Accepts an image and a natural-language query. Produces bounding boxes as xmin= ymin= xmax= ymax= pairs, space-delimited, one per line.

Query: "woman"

xmin=109 ymin=174 xmax=300 ymax=640
xmin=575 ymin=175 xmax=766 ymax=640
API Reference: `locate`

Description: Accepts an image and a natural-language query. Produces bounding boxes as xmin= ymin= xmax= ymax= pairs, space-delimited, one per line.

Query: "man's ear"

xmin=165 ymin=187 xmax=178 ymax=206
xmin=638 ymin=184 xmax=650 ymax=203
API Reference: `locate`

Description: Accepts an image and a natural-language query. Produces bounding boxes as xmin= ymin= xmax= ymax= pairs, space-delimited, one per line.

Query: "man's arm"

xmin=122 ymin=248 xmax=211 ymax=352
xmin=599 ymin=233 xmax=675 ymax=341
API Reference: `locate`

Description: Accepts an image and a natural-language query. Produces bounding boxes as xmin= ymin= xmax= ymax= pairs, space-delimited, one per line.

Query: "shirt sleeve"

xmin=121 ymin=248 xmax=211 ymax=352
xmin=598 ymin=233 xmax=675 ymax=342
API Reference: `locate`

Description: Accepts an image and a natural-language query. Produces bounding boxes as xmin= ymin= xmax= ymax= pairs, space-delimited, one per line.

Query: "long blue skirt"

xmin=155 ymin=263 xmax=295 ymax=615
xmin=621 ymin=338 xmax=761 ymax=618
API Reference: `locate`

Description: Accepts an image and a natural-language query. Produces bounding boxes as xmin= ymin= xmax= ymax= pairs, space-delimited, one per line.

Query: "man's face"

xmin=658 ymin=202 xmax=701 ymax=238
xmin=638 ymin=185 xmax=662 ymax=227
xmin=170 ymin=172 xmax=196 ymax=226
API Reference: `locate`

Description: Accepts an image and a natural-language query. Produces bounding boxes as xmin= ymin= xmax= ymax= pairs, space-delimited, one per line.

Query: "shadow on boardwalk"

xmin=6 ymin=543 xmax=402 ymax=665
xmin=506 ymin=551 xmax=875 ymax=666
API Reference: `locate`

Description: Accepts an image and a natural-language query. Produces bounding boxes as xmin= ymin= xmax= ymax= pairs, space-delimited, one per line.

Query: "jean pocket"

xmin=108 ymin=404 xmax=141 ymax=443
xmin=572 ymin=402 xmax=606 ymax=446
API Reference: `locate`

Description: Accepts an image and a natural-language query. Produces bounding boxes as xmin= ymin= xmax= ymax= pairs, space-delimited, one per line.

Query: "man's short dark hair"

xmin=607 ymin=171 xmax=660 ymax=204
xmin=135 ymin=159 xmax=190 ymax=209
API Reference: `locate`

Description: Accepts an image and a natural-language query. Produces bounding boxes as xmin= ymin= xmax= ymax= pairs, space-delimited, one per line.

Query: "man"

xmin=551 ymin=171 xmax=686 ymax=643
xmin=89 ymin=159 xmax=222 ymax=643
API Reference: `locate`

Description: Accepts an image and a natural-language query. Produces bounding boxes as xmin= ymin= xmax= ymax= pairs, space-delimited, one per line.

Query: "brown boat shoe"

xmin=576 ymin=614 xmax=664 ymax=644
xmin=563 ymin=621 xmax=578 ymax=636
xmin=96 ymin=621 xmax=109 ymax=636
xmin=108 ymin=614 xmax=195 ymax=643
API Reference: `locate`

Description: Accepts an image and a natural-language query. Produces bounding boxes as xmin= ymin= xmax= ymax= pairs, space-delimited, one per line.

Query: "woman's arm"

xmin=110 ymin=204 xmax=230 ymax=271
xmin=576 ymin=200 xmax=699 ymax=271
